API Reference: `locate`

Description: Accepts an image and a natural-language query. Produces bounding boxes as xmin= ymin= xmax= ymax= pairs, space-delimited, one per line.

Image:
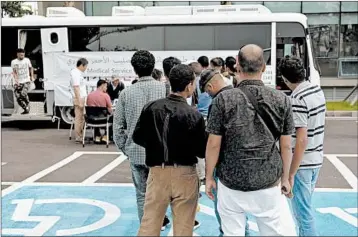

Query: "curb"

xmin=326 ymin=111 xmax=358 ymax=117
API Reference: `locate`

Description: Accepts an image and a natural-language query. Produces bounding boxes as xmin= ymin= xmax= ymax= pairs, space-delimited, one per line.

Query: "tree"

xmin=1 ymin=1 xmax=32 ymax=18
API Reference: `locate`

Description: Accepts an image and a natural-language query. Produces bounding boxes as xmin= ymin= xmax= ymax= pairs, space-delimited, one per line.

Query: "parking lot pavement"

xmin=1 ymin=120 xmax=357 ymax=236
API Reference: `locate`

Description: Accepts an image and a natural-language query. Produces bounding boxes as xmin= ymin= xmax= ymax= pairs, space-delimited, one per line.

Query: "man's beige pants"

xmin=74 ymin=105 xmax=85 ymax=140
xmin=138 ymin=166 xmax=199 ymax=236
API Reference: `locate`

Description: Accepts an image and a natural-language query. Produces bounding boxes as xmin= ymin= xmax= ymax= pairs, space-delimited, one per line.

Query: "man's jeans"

xmin=130 ymin=163 xmax=149 ymax=222
xmin=291 ymin=168 xmax=320 ymax=236
xmin=214 ymin=172 xmax=250 ymax=236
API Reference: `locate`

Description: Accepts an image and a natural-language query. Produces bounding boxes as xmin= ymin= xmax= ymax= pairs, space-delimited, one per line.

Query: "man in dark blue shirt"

xmin=133 ymin=64 xmax=207 ymax=236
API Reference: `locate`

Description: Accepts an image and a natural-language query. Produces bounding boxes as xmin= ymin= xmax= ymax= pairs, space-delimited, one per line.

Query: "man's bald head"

xmin=238 ymin=44 xmax=265 ymax=75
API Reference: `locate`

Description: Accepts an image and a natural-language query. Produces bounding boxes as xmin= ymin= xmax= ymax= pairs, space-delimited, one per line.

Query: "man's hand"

xmin=281 ymin=179 xmax=292 ymax=198
xmin=205 ymin=177 xmax=217 ymax=201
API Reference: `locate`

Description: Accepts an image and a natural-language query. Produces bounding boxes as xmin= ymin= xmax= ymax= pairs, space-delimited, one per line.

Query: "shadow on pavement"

xmin=1 ymin=120 xmax=69 ymax=130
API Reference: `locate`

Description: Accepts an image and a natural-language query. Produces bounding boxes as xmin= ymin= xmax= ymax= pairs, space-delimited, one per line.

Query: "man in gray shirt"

xmin=205 ymin=44 xmax=294 ymax=236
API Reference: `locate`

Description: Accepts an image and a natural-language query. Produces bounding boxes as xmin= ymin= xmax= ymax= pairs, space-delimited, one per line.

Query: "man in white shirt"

xmin=70 ymin=58 xmax=88 ymax=143
xmin=11 ymin=48 xmax=34 ymax=114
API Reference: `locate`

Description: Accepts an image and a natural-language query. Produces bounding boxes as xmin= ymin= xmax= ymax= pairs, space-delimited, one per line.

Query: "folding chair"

xmin=82 ymin=106 xmax=113 ymax=148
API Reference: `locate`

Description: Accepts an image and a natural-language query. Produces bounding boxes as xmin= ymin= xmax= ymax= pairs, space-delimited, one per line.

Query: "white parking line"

xmin=82 ymin=155 xmax=127 ymax=184
xmin=325 ymin=155 xmax=358 ymax=190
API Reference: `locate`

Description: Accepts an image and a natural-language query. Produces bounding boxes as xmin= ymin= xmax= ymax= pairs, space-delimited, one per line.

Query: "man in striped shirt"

xmin=278 ymin=56 xmax=326 ymax=236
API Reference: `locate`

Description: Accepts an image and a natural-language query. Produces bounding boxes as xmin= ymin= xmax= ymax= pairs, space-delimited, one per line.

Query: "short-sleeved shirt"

xmin=11 ymin=58 xmax=32 ymax=84
xmin=291 ymin=81 xmax=326 ymax=169
xmin=87 ymin=89 xmax=113 ymax=113
xmin=70 ymin=68 xmax=87 ymax=99
xmin=206 ymin=79 xmax=294 ymax=191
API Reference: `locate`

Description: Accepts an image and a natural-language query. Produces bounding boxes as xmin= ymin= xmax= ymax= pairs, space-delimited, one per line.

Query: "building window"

xmin=92 ymin=1 xmax=119 ymax=16
xmin=263 ymin=2 xmax=301 ymax=13
xmin=119 ymin=1 xmax=154 ymax=7
xmin=341 ymin=2 xmax=358 ymax=12
xmin=154 ymin=1 xmax=189 ymax=6
xmin=302 ymin=1 xmax=340 ymax=13
xmin=307 ymin=13 xmax=340 ymax=58
xmin=231 ymin=1 xmax=263 ymax=4
xmin=340 ymin=13 xmax=358 ymax=57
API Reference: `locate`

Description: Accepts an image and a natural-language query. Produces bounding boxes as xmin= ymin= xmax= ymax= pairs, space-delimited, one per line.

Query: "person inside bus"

xmin=70 ymin=58 xmax=88 ymax=143
xmin=87 ymin=79 xmax=113 ymax=144
xmin=11 ymin=48 xmax=34 ymax=114
xmin=107 ymin=75 xmax=125 ymax=102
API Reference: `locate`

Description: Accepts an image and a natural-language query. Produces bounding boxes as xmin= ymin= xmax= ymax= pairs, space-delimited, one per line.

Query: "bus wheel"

xmin=60 ymin=106 xmax=75 ymax=125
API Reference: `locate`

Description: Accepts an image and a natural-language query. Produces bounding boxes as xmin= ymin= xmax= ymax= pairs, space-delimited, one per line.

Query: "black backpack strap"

xmin=238 ymin=86 xmax=279 ymax=141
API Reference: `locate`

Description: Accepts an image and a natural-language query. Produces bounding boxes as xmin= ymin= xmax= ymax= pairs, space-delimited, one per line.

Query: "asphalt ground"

xmin=1 ymin=119 xmax=357 ymax=189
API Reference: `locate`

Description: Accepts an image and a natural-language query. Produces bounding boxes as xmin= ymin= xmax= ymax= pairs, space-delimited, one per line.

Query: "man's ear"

xmin=262 ymin=64 xmax=266 ymax=73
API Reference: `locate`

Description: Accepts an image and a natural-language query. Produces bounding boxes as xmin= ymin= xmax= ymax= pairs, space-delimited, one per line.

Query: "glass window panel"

xmin=307 ymin=14 xmax=339 ymax=58
xmin=340 ymin=13 xmax=358 ymax=57
xmin=263 ymin=2 xmax=301 ymax=13
xmin=68 ymin=27 xmax=101 ymax=51
xmin=119 ymin=1 xmax=154 ymax=7
xmin=341 ymin=2 xmax=358 ymax=12
xmin=190 ymin=2 xmax=221 ymax=6
xmin=165 ymin=26 xmax=214 ymax=50
xmin=92 ymin=1 xmax=118 ymax=16
xmin=98 ymin=26 xmax=164 ymax=51
xmin=154 ymin=1 xmax=189 ymax=6
xmin=317 ymin=58 xmax=338 ymax=77
xmin=84 ymin=1 xmax=93 ymax=16
xmin=302 ymin=2 xmax=340 ymax=13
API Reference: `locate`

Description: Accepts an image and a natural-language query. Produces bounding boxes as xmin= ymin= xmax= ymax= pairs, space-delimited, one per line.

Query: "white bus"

xmin=1 ymin=4 xmax=321 ymax=124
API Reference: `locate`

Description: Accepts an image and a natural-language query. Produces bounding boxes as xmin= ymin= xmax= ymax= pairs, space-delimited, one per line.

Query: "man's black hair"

xmin=278 ymin=55 xmax=306 ymax=84
xmin=131 ymin=50 xmax=156 ymax=78
xmin=163 ymin=57 xmax=181 ymax=78
xmin=97 ymin=79 xmax=107 ymax=88
xmin=197 ymin=56 xmax=209 ymax=68
xmin=169 ymin=64 xmax=195 ymax=93
xmin=210 ymin=57 xmax=223 ymax=67
xmin=77 ymin=58 xmax=88 ymax=67
xmin=16 ymin=48 xmax=25 ymax=53
xmin=225 ymin=56 xmax=237 ymax=73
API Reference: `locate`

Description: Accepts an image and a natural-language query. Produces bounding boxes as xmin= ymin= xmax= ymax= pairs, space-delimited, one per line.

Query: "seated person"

xmin=107 ymin=75 xmax=125 ymax=101
xmin=87 ymin=79 xmax=113 ymax=143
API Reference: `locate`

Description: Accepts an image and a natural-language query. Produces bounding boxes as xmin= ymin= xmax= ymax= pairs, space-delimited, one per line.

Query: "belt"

xmin=153 ymin=163 xmax=196 ymax=169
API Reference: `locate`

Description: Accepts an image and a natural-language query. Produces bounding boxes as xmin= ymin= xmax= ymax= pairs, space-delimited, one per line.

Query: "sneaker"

xmin=95 ymin=136 xmax=101 ymax=143
xmin=101 ymin=135 xmax=108 ymax=143
xmin=194 ymin=220 xmax=201 ymax=230
xmin=21 ymin=108 xmax=29 ymax=114
xmin=161 ymin=216 xmax=171 ymax=231
xmin=75 ymin=137 xmax=82 ymax=143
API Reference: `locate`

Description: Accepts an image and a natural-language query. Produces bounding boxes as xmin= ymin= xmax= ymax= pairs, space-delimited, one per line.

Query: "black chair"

xmin=83 ymin=106 xmax=113 ymax=148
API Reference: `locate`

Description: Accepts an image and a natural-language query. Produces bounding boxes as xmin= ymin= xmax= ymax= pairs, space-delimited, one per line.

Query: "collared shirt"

xmin=206 ymin=79 xmax=294 ymax=191
xmin=290 ymin=81 xmax=326 ymax=169
xmin=133 ymin=94 xmax=207 ymax=167
xmin=207 ymin=85 xmax=233 ymax=119
xmin=113 ymin=76 xmax=166 ymax=165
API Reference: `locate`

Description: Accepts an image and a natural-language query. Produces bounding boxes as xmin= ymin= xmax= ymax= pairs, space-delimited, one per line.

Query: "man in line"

xmin=113 ymin=50 xmax=170 ymax=230
xmin=163 ymin=57 xmax=181 ymax=96
xmin=133 ymin=64 xmax=207 ymax=236
xmin=279 ymin=55 xmax=326 ymax=236
xmin=11 ymin=48 xmax=34 ymax=114
xmin=199 ymin=69 xmax=249 ymax=236
xmin=107 ymin=75 xmax=125 ymax=101
xmin=205 ymin=44 xmax=294 ymax=236
xmin=86 ymin=79 xmax=113 ymax=143
xmin=70 ymin=58 xmax=88 ymax=143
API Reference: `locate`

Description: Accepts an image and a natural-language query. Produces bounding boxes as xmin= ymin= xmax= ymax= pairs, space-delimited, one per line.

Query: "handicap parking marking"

xmin=2 ymin=183 xmax=357 ymax=236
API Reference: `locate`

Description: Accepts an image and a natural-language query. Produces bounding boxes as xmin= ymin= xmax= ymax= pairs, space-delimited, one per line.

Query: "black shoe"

xmin=161 ymin=216 xmax=171 ymax=231
xmin=194 ymin=220 xmax=201 ymax=230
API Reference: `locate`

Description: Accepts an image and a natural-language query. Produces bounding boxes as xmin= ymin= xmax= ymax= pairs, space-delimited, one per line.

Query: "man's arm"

xmin=28 ymin=59 xmax=34 ymax=81
xmin=206 ymin=134 xmax=221 ymax=180
xmin=132 ymin=106 xmax=149 ymax=148
xmin=113 ymin=91 xmax=127 ymax=152
xmin=11 ymin=61 xmax=19 ymax=84
xmin=194 ymin=116 xmax=208 ymax=158
xmin=290 ymin=97 xmax=309 ymax=178
xmin=105 ymin=94 xmax=113 ymax=114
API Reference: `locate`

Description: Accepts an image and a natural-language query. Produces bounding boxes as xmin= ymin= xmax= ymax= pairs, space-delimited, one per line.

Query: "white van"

xmin=1 ymin=4 xmax=320 ymax=124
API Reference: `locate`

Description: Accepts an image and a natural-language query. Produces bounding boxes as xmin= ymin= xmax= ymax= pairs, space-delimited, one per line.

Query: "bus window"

xmin=68 ymin=27 xmax=100 ymax=51
xmin=1 ymin=27 xmax=18 ymax=66
xmin=276 ymin=22 xmax=307 ymax=91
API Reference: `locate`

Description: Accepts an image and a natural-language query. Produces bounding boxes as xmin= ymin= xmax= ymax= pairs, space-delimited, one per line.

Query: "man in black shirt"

xmin=107 ymin=75 xmax=125 ymax=101
xmin=133 ymin=64 xmax=207 ymax=236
